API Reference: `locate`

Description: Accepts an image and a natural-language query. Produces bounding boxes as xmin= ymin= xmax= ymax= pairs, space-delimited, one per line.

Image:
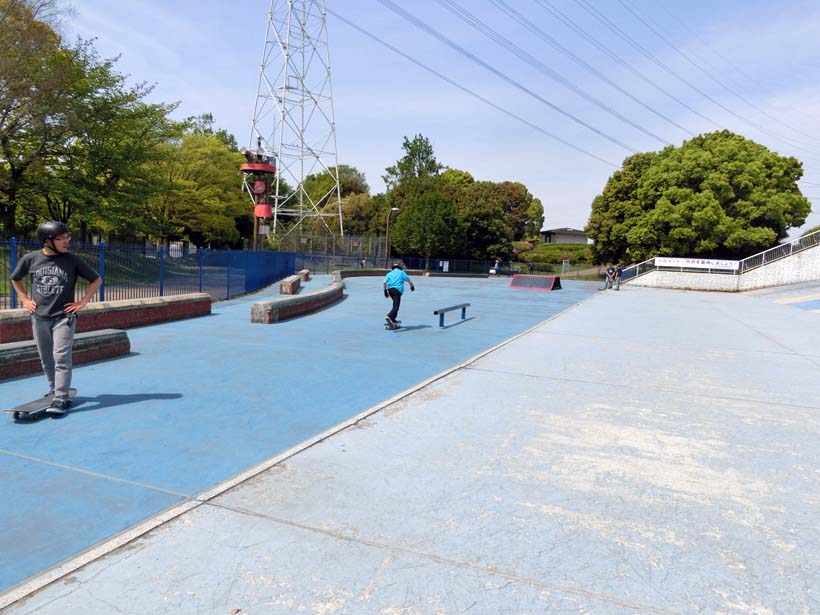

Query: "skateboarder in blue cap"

xmin=383 ymin=263 xmax=414 ymax=329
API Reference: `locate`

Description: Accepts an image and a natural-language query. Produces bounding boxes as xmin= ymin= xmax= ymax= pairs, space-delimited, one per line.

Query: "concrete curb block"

xmin=0 ymin=329 xmax=131 ymax=381
xmin=0 ymin=293 xmax=211 ymax=343
xmin=251 ymin=272 xmax=345 ymax=323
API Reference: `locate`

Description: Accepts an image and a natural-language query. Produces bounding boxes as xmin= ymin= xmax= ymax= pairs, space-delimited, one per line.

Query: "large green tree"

xmin=382 ymin=134 xmax=443 ymax=190
xmin=140 ymin=132 xmax=248 ymax=246
xmin=390 ymin=192 xmax=464 ymax=262
xmin=303 ymin=164 xmax=369 ymax=210
xmin=0 ymin=1 xmax=179 ymax=239
xmin=30 ymin=66 xmax=180 ymax=240
xmin=452 ymin=181 xmax=513 ymax=260
xmin=586 ymin=130 xmax=811 ymax=264
xmin=0 ymin=0 xmax=70 ymax=236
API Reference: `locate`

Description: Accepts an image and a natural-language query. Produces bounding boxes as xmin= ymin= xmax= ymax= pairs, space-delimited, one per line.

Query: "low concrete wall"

xmin=628 ymin=243 xmax=820 ymax=292
xmin=628 ymin=270 xmax=739 ymax=292
xmin=0 ymin=293 xmax=211 ymax=343
xmin=0 ymin=329 xmax=131 ymax=381
xmin=738 ymin=248 xmax=820 ymax=290
xmin=252 ymin=271 xmax=344 ymax=323
xmin=279 ymin=275 xmax=301 ymax=295
xmin=297 ymin=269 xmax=311 ymax=282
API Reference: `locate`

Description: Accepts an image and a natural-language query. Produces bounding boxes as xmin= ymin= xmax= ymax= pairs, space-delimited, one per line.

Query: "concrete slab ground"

xmin=0 ymin=275 xmax=596 ymax=598
xmin=4 ymin=281 xmax=820 ymax=614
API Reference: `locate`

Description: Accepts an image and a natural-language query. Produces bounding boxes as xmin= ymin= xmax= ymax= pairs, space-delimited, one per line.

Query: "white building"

xmin=540 ymin=227 xmax=589 ymax=244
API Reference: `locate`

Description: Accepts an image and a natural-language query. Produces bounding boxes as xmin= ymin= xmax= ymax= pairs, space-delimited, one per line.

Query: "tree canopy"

xmin=586 ymin=130 xmax=811 ymax=264
xmin=390 ymin=191 xmax=464 ymax=262
xmin=382 ymin=134 xmax=443 ymax=190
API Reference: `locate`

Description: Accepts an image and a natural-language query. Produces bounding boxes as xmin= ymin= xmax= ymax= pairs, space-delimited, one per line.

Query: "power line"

xmin=326 ymin=8 xmax=618 ymax=167
xmin=432 ymin=0 xmax=670 ymax=146
xmin=587 ymin=0 xmax=820 ymax=161
xmin=488 ymin=0 xmax=693 ymax=138
xmin=653 ymin=3 xmax=820 ymax=145
xmin=531 ymin=0 xmax=722 ymax=131
xmin=373 ymin=0 xmax=640 ymax=154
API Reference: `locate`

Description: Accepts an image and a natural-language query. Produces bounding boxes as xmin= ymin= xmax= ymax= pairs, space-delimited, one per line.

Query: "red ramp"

xmin=509 ymin=274 xmax=562 ymax=291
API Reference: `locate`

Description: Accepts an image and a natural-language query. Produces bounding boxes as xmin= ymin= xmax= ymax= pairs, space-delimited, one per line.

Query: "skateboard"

xmin=5 ymin=389 xmax=77 ymax=421
xmin=384 ymin=317 xmax=401 ymax=330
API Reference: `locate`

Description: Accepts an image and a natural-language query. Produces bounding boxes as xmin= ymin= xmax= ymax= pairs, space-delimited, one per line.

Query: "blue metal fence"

xmin=1 ymin=239 xmax=295 ymax=310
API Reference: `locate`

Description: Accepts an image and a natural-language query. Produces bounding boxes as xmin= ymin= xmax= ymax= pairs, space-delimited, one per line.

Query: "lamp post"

xmin=384 ymin=207 xmax=400 ymax=267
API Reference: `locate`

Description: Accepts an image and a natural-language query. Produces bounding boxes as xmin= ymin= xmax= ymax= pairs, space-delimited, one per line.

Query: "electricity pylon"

xmin=246 ymin=0 xmax=344 ymax=238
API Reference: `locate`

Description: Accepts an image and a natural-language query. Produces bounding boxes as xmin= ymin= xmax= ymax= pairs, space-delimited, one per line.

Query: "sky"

xmin=60 ymin=0 xmax=820 ymax=237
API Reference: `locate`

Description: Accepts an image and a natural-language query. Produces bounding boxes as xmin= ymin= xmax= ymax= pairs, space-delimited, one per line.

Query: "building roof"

xmin=541 ymin=227 xmax=587 ymax=235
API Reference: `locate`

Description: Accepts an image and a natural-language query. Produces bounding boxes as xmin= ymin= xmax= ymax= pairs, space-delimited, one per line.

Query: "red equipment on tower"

xmin=240 ymin=144 xmax=277 ymax=249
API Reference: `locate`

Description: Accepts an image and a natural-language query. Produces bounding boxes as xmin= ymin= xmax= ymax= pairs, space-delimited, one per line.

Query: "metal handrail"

xmin=620 ymin=228 xmax=820 ymax=280
xmin=738 ymin=228 xmax=820 ymax=273
xmin=619 ymin=257 xmax=655 ymax=281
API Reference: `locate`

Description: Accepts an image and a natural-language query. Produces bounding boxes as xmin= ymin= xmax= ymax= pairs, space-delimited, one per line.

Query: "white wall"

xmin=627 ymin=244 xmax=820 ymax=292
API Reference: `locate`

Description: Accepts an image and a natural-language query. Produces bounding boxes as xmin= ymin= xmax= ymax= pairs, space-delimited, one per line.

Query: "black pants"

xmin=387 ymin=288 xmax=402 ymax=321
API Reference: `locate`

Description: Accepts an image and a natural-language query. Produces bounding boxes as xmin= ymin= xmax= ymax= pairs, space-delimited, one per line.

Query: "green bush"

xmin=529 ymin=242 xmax=592 ymax=264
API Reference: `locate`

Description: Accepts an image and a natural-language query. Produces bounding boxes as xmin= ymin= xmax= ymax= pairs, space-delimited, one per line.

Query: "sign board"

xmin=259 ymin=225 xmax=270 ymax=236
xmin=655 ymin=256 xmax=739 ymax=271
xmin=442 ymin=260 xmax=450 ymax=273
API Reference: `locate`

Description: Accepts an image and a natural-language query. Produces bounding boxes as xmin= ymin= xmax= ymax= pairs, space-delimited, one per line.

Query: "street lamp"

xmin=385 ymin=207 xmax=400 ymax=267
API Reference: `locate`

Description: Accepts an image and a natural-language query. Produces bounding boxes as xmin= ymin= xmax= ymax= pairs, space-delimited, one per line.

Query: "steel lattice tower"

xmin=247 ymin=0 xmax=344 ymax=238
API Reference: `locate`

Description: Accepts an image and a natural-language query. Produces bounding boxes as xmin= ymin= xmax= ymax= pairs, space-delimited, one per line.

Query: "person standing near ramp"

xmin=383 ymin=263 xmax=414 ymax=329
xmin=11 ymin=221 xmax=101 ymax=414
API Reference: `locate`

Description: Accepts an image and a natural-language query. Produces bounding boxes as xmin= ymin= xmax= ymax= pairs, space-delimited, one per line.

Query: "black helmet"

xmin=391 ymin=263 xmax=403 ymax=270
xmin=37 ymin=221 xmax=69 ymax=243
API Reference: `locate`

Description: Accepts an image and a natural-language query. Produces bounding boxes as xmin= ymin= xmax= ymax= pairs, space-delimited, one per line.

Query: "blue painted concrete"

xmin=794 ymin=298 xmax=820 ymax=310
xmin=0 ymin=275 xmax=596 ymax=591
xmin=0 ymin=455 xmax=179 ymax=590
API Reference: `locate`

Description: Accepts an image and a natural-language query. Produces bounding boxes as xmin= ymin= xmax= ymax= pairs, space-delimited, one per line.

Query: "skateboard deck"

xmin=384 ymin=317 xmax=401 ymax=330
xmin=6 ymin=389 xmax=77 ymax=420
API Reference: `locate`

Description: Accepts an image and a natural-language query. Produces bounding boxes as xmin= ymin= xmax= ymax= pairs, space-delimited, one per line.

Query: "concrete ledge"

xmin=0 ymin=293 xmax=211 ymax=343
xmin=0 ymin=329 xmax=131 ymax=381
xmin=252 ymin=272 xmax=344 ymax=323
xmin=297 ymin=269 xmax=311 ymax=282
xmin=279 ymin=275 xmax=301 ymax=295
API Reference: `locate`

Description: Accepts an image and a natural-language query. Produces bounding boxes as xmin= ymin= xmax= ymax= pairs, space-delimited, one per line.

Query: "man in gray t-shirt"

xmin=11 ymin=221 xmax=101 ymax=413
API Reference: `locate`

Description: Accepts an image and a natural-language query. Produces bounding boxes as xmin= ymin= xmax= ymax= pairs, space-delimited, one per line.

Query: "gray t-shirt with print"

xmin=11 ymin=251 xmax=99 ymax=320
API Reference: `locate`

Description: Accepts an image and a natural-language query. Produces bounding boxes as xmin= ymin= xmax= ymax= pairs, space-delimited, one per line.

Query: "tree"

xmin=185 ymin=113 xmax=238 ymax=150
xmin=525 ymin=197 xmax=545 ymax=240
xmin=0 ymin=0 xmax=67 ymax=235
xmin=29 ymin=62 xmax=181 ymax=240
xmin=390 ymin=192 xmax=464 ymax=262
xmin=586 ymin=131 xmax=811 ymax=264
xmin=0 ymin=2 xmax=179 ymax=239
xmin=439 ymin=168 xmax=474 ymax=190
xmin=489 ymin=181 xmax=535 ymax=241
xmin=452 ymin=181 xmax=513 ymax=260
xmin=140 ymin=132 xmax=248 ymax=246
xmin=382 ymin=134 xmax=444 ymax=190
xmin=303 ymin=164 xmax=369 ymax=210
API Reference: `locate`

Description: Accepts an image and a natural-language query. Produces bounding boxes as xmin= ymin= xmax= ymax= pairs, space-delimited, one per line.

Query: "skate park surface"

xmin=2 ymin=276 xmax=820 ymax=614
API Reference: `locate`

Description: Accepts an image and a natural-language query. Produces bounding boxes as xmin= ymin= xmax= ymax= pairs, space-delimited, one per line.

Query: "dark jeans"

xmin=387 ymin=288 xmax=402 ymax=321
